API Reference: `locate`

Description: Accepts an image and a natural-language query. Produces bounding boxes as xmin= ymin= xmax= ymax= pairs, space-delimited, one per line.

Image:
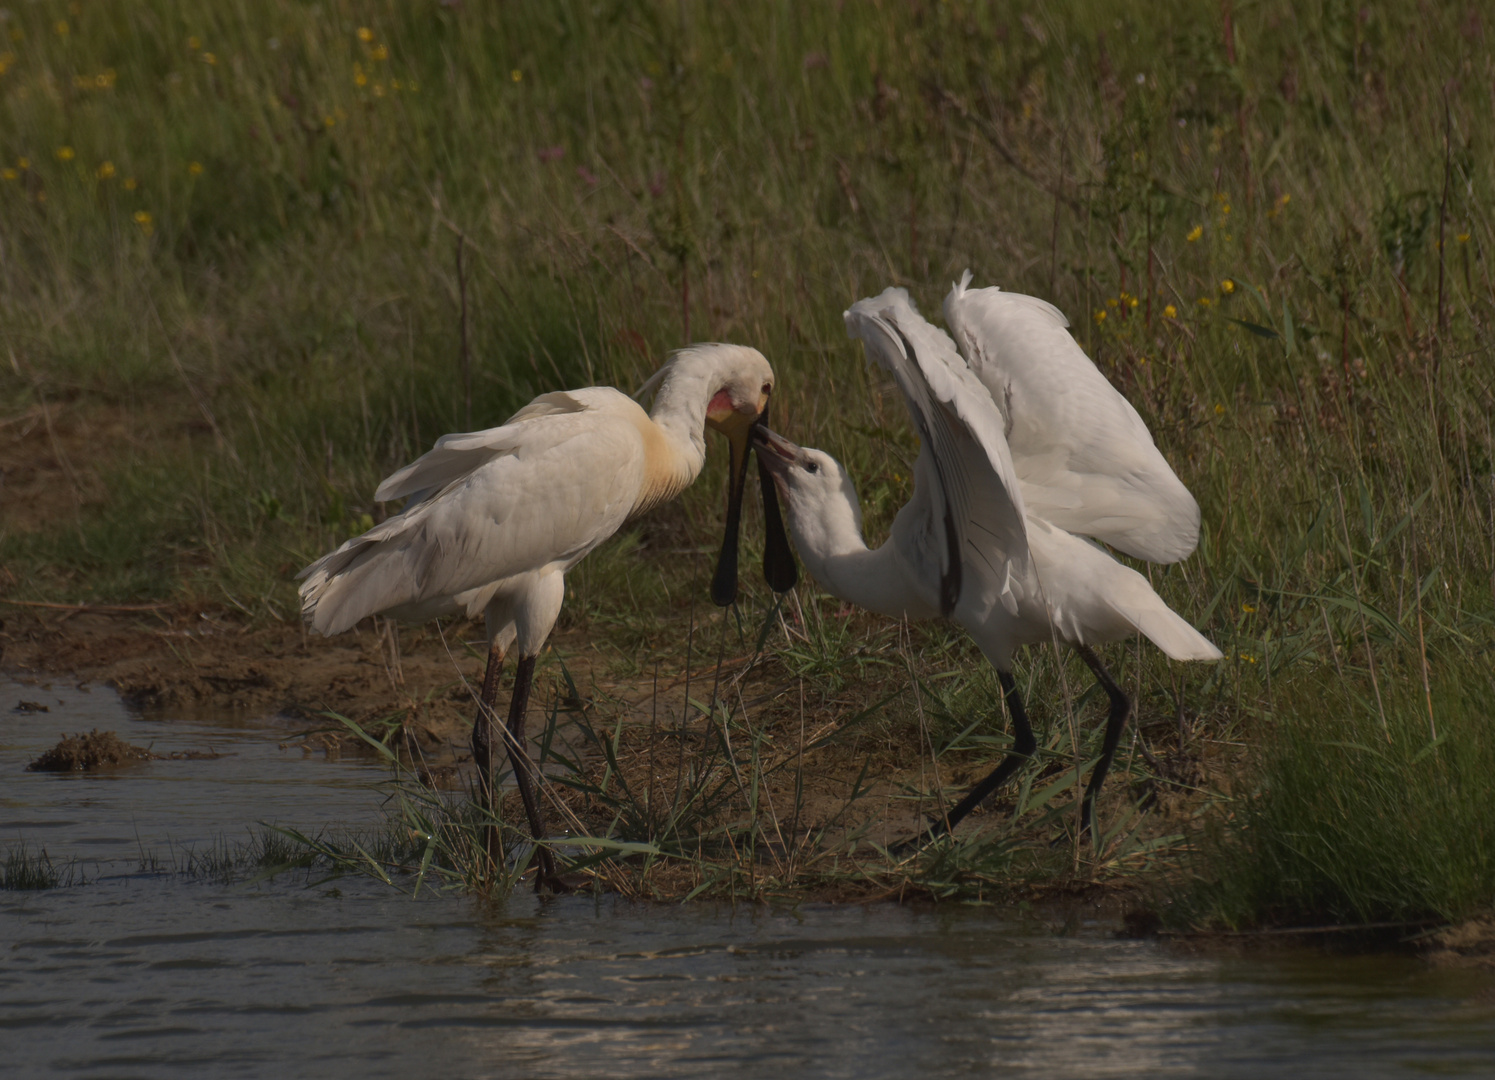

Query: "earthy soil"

xmin=1425 ymin=920 xmax=1495 ymax=971
xmin=0 ymin=395 xmax=200 ymax=537
xmin=2 ymin=602 xmax=529 ymax=767
xmin=0 ymin=599 xmax=928 ymax=837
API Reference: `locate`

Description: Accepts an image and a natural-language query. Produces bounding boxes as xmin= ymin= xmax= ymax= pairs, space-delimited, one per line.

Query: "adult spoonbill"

xmin=754 ymin=277 xmax=1220 ymax=843
xmin=299 ymin=344 xmax=794 ymax=888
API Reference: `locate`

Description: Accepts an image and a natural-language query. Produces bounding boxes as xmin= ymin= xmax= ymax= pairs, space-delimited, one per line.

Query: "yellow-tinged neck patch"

xmin=629 ymin=413 xmax=698 ymax=518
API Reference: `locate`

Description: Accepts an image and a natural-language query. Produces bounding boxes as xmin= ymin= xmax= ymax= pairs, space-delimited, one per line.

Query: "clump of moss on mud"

xmin=27 ymin=730 xmax=155 ymax=772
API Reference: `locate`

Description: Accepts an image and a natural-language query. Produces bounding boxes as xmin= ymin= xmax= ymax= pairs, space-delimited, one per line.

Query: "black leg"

xmin=502 ymin=656 xmax=567 ymax=892
xmin=910 ymin=670 xmax=1036 ymax=847
xmin=1075 ymin=645 xmax=1130 ymax=840
xmin=471 ymin=641 xmax=505 ymax=868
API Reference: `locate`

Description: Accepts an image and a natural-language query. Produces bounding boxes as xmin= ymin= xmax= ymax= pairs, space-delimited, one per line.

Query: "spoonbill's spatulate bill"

xmin=755 ymin=278 xmax=1221 ymax=844
xmin=299 ymin=344 xmax=791 ymax=888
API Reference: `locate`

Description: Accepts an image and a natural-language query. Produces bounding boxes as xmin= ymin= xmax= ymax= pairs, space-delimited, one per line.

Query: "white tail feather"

xmin=1114 ymin=596 xmax=1224 ymax=662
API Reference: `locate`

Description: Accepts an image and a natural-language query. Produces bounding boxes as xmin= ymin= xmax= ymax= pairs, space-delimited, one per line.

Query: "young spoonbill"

xmin=299 ymin=344 xmax=795 ymax=888
xmin=754 ymin=281 xmax=1221 ymax=844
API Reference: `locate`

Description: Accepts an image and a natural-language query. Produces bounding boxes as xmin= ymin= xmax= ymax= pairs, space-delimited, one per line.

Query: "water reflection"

xmin=3 ymin=679 xmax=1494 ymax=1078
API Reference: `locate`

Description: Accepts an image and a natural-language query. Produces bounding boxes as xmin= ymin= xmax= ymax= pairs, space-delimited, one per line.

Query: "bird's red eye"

xmin=761 ymin=383 xmax=772 ymax=396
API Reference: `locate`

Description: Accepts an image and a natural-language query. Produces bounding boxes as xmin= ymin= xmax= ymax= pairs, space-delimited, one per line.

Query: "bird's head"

xmin=640 ymin=343 xmax=791 ymax=606
xmin=752 ymin=426 xmax=864 ymax=556
xmin=700 ymin=345 xmax=774 ymax=441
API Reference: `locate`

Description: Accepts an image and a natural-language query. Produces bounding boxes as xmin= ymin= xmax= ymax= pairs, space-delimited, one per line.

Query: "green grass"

xmin=1182 ymin=657 xmax=1495 ymax=928
xmin=1 ymin=843 xmax=78 ymax=889
xmin=2 ymin=1 xmax=1493 ymax=919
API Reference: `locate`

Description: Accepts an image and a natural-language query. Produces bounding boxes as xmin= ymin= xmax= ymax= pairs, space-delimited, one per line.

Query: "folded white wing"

xmin=300 ymin=390 xmax=645 ymax=635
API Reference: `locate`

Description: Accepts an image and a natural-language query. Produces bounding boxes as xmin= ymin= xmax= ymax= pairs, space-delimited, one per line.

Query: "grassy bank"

xmin=2 ymin=1 xmax=1493 ymax=922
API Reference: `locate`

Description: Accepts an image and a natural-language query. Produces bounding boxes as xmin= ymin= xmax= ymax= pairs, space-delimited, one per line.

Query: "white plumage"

xmin=302 ymin=389 xmax=660 ymax=649
xmin=299 ymin=344 xmax=780 ymax=888
xmin=755 ymin=277 xmax=1219 ymax=842
xmin=943 ymin=270 xmax=1200 ymax=564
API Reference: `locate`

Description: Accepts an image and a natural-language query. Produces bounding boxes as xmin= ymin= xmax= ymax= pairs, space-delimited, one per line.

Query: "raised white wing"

xmin=844 ymin=287 xmax=1031 ymax=620
xmin=943 ymin=271 xmax=1200 ymax=564
xmin=300 ymin=394 xmax=646 ymax=635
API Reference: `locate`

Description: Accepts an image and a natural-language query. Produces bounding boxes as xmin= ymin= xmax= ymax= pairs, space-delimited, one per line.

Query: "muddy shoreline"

xmin=6 ymin=601 xmax=1491 ymax=968
xmin=2 ymin=602 xmax=493 ymax=756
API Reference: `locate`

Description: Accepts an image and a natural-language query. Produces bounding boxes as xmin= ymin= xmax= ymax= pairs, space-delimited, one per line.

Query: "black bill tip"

xmin=710 ymin=425 xmax=753 ymax=608
xmin=756 ymin=419 xmax=798 ymax=594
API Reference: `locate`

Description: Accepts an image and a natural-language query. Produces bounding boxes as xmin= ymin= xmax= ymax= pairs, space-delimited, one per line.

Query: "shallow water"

xmin=4 ymin=678 xmax=1494 ymax=1078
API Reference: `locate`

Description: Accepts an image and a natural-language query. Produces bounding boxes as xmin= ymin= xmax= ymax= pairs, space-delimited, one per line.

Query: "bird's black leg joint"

xmin=1075 ymin=645 xmax=1130 ymax=841
xmin=907 ymin=669 xmax=1036 ymax=849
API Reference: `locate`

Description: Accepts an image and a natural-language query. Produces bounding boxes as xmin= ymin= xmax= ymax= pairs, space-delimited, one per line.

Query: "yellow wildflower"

xmin=1197 ymin=296 xmax=1212 ymax=307
xmin=1239 ymin=653 xmax=1257 ymax=664
xmin=1213 ymin=403 xmax=1225 ymax=415
xmin=55 ymin=20 xmax=69 ymax=37
xmin=1242 ymin=603 xmax=1257 ymax=613
xmin=123 ymin=177 xmax=137 ymax=190
xmin=203 ymin=52 xmax=216 ymax=65
xmin=188 ymin=36 xmax=201 ymax=50
xmin=323 ymin=115 xmax=335 ymax=128
xmin=1186 ymin=224 xmax=1203 ymax=242
xmin=390 ymin=79 xmax=402 ymax=90
xmin=1094 ymin=309 xmax=1107 ymax=323
xmin=354 ymin=69 xmax=367 ymax=87
xmin=17 ymin=157 xmax=29 ymax=169
xmin=1 ymin=168 xmax=16 ymax=181
xmin=1163 ymin=304 xmax=1177 ymax=319
xmin=188 ymin=161 xmax=203 ymax=176
xmin=511 ymin=68 xmax=522 ymax=82
xmin=96 ymin=161 xmax=115 ymax=179
xmin=133 ymin=210 xmax=153 ymax=236
xmin=1221 ymin=279 xmax=1235 ymax=294
xmin=1457 ymin=233 xmax=1470 ymax=244
xmin=1127 ymin=295 xmax=1139 ymax=308
xmin=371 ymin=44 xmax=388 ymax=61
xmin=56 ymin=146 xmax=75 ymax=161
xmin=357 ymin=27 xmax=373 ymax=43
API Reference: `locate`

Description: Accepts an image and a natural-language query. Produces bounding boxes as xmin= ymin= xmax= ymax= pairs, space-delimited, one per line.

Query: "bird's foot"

xmin=889 ymin=820 xmax=949 ymax=859
xmin=529 ymin=846 xmax=578 ymax=895
xmin=534 ymin=871 xmax=582 ymax=895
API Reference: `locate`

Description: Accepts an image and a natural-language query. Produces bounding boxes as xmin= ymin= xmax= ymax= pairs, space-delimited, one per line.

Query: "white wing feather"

xmin=375 ymin=390 xmax=599 ymax=504
xmin=300 ymin=394 xmax=645 ymax=636
xmin=844 ymin=287 xmax=1032 ymax=620
xmin=944 ymin=272 xmax=1200 ymax=563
